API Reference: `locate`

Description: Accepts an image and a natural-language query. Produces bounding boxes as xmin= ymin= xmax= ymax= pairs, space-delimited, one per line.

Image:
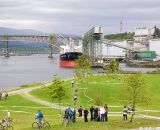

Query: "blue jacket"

xmin=36 ymin=112 xmax=43 ymax=119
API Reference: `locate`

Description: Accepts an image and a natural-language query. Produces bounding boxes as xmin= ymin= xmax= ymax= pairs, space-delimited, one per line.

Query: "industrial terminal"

xmin=59 ymin=26 xmax=160 ymax=69
xmin=0 ymin=26 xmax=160 ymax=70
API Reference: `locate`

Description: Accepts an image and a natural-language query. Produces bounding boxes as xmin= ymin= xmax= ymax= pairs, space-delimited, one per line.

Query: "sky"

xmin=0 ymin=0 xmax=160 ymax=35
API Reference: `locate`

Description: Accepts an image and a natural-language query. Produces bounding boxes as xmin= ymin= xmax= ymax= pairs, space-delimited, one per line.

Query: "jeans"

xmin=100 ymin=114 xmax=105 ymax=122
xmin=105 ymin=112 xmax=108 ymax=122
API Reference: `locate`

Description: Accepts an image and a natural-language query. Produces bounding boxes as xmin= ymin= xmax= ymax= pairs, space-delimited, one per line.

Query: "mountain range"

xmin=0 ymin=27 xmax=81 ymax=38
xmin=0 ymin=27 xmax=47 ymax=35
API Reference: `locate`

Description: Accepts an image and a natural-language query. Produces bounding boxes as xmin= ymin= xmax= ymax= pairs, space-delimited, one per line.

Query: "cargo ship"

xmin=59 ymin=52 xmax=83 ymax=68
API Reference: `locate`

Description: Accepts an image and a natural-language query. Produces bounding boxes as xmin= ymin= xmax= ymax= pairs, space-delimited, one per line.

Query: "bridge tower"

xmin=48 ymin=44 xmax=53 ymax=58
xmin=82 ymin=27 xmax=103 ymax=63
xmin=48 ymin=34 xmax=57 ymax=58
xmin=3 ymin=35 xmax=10 ymax=57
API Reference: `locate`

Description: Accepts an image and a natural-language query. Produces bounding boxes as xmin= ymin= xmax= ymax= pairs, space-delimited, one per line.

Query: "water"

xmin=0 ymin=54 xmax=74 ymax=91
xmin=0 ymin=55 xmax=159 ymax=91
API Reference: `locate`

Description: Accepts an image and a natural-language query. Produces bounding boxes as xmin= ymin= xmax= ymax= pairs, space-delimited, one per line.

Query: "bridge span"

xmin=0 ymin=34 xmax=68 ymax=58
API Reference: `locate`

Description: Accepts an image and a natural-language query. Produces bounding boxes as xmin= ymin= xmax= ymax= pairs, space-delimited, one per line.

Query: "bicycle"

xmin=32 ymin=120 xmax=50 ymax=130
xmin=0 ymin=118 xmax=13 ymax=130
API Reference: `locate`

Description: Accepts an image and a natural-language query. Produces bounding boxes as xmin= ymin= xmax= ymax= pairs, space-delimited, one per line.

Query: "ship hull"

xmin=59 ymin=52 xmax=82 ymax=68
xmin=59 ymin=60 xmax=77 ymax=68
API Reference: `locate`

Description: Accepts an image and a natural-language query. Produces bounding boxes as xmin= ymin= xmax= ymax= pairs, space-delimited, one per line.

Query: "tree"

xmin=108 ymin=59 xmax=119 ymax=73
xmin=153 ymin=26 xmax=160 ymax=38
xmin=75 ymin=55 xmax=92 ymax=83
xmin=104 ymin=32 xmax=134 ymax=40
xmin=94 ymin=87 xmax=103 ymax=106
xmin=118 ymin=74 xmax=150 ymax=122
xmin=48 ymin=76 xmax=66 ymax=114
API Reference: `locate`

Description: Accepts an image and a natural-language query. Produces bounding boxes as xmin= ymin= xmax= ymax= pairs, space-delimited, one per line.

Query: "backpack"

xmin=68 ymin=109 xmax=74 ymax=116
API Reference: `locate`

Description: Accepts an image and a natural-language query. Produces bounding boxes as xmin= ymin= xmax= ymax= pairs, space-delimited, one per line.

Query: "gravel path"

xmin=8 ymin=84 xmax=66 ymax=111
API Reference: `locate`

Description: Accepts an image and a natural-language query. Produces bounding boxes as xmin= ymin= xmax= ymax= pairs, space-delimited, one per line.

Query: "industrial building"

xmin=134 ymin=27 xmax=155 ymax=42
xmin=102 ymin=41 xmax=127 ymax=59
xmin=59 ymin=26 xmax=160 ymax=62
xmin=149 ymin=39 xmax=160 ymax=60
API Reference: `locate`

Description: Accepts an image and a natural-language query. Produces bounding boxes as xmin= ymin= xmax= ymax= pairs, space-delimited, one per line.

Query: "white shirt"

xmin=123 ymin=108 xmax=128 ymax=115
xmin=100 ymin=107 xmax=105 ymax=114
xmin=8 ymin=111 xmax=10 ymax=118
xmin=72 ymin=80 xmax=74 ymax=84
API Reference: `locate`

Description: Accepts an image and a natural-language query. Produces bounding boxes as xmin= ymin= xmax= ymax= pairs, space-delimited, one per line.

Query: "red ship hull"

xmin=59 ymin=52 xmax=83 ymax=68
xmin=60 ymin=60 xmax=78 ymax=68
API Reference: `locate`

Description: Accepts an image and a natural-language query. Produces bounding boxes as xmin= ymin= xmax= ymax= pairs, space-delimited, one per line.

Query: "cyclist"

xmin=35 ymin=110 xmax=44 ymax=126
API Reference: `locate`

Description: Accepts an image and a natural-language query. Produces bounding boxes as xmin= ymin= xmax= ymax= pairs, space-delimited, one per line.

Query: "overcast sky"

xmin=0 ymin=0 xmax=160 ymax=35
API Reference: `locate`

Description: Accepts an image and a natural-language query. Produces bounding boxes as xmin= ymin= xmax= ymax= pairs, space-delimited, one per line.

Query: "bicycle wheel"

xmin=0 ymin=124 xmax=4 ymax=130
xmin=32 ymin=122 xmax=40 ymax=130
xmin=6 ymin=125 xmax=13 ymax=130
xmin=43 ymin=122 xmax=50 ymax=129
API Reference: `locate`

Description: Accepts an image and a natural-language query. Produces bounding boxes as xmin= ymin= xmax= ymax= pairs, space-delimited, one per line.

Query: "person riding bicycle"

xmin=36 ymin=110 xmax=44 ymax=125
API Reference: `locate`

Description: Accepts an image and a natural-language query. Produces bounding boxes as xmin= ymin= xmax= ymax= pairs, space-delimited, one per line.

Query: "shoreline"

xmin=6 ymin=76 xmax=73 ymax=92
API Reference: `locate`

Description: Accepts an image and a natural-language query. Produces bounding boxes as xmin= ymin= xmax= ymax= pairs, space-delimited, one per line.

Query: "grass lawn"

xmin=30 ymin=74 xmax=160 ymax=113
xmin=30 ymin=81 xmax=74 ymax=106
xmin=0 ymin=95 xmax=60 ymax=130
xmin=0 ymin=94 xmax=159 ymax=129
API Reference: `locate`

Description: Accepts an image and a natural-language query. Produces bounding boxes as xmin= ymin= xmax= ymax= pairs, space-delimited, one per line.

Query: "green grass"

xmin=0 ymin=95 xmax=60 ymax=130
xmin=30 ymin=74 xmax=160 ymax=111
xmin=52 ymin=117 xmax=160 ymax=130
xmin=30 ymin=81 xmax=74 ymax=106
xmin=143 ymin=74 xmax=160 ymax=109
xmin=0 ymin=93 xmax=160 ymax=129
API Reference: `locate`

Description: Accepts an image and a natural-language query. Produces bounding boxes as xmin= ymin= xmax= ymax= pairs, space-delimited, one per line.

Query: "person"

xmin=75 ymin=88 xmax=78 ymax=93
xmin=7 ymin=110 xmax=10 ymax=119
xmin=90 ymin=106 xmax=94 ymax=121
xmin=74 ymin=95 xmax=77 ymax=105
xmin=100 ymin=106 xmax=105 ymax=122
xmin=127 ymin=105 xmax=131 ymax=115
xmin=63 ymin=108 xmax=69 ymax=126
xmin=36 ymin=110 xmax=44 ymax=125
xmin=75 ymin=88 xmax=78 ymax=96
xmin=64 ymin=108 xmax=68 ymax=119
xmin=97 ymin=109 xmax=101 ymax=122
xmin=73 ymin=108 xmax=76 ymax=123
xmin=131 ymin=107 xmax=135 ymax=116
xmin=83 ymin=108 xmax=89 ymax=122
xmin=123 ymin=106 xmax=128 ymax=121
xmin=0 ymin=92 xmax=2 ymax=100
xmin=67 ymin=107 xmax=74 ymax=122
xmin=94 ymin=107 xmax=99 ymax=121
xmin=118 ymin=78 xmax=121 ymax=83
xmin=104 ymin=104 xmax=108 ymax=122
xmin=71 ymin=79 xmax=75 ymax=88
xmin=4 ymin=92 xmax=8 ymax=100
xmin=78 ymin=106 xmax=83 ymax=117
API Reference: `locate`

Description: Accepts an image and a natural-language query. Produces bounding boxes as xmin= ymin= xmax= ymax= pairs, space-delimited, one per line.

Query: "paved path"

xmin=8 ymin=84 xmax=66 ymax=111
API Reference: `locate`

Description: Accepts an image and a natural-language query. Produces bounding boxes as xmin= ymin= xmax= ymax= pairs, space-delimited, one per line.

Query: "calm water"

xmin=0 ymin=54 xmax=158 ymax=91
xmin=0 ymin=54 xmax=74 ymax=91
